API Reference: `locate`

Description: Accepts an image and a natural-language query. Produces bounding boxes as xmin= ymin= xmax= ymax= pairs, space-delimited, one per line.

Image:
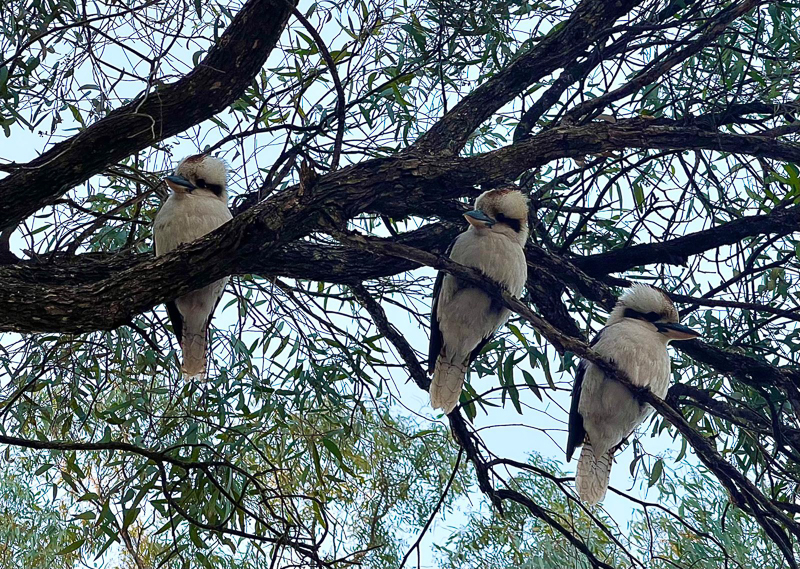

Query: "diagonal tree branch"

xmin=350 ymin=278 xmax=615 ymax=569
xmin=412 ymin=0 xmax=645 ymax=153
xmin=2 ymin=117 xmax=800 ymax=332
xmin=334 ymin=231 xmax=800 ymax=568
xmin=0 ymin=0 xmax=297 ymax=232
xmin=574 ymin=202 xmax=800 ymax=277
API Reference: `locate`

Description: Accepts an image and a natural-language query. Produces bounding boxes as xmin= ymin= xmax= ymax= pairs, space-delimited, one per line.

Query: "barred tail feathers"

xmin=576 ymin=441 xmax=612 ymax=506
xmin=180 ymin=321 xmax=208 ymax=379
xmin=430 ymin=358 xmax=467 ymax=414
xmin=174 ymin=282 xmax=226 ymax=379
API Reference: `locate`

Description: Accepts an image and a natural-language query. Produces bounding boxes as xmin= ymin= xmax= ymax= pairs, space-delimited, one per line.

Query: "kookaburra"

xmin=428 ymin=189 xmax=529 ymax=414
xmin=153 ymin=154 xmax=233 ymax=378
xmin=566 ymin=284 xmax=700 ymax=505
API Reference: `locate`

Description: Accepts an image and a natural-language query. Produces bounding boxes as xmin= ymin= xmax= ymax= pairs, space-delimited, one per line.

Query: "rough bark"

xmin=414 ymin=0 xmax=646 ymax=152
xmin=575 ymin=202 xmax=800 ymax=277
xmin=3 ymin=118 xmax=800 ymax=332
xmin=0 ymin=0 xmax=296 ymax=232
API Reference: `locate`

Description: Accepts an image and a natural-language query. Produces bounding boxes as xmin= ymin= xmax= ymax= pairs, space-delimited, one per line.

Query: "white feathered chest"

xmin=578 ymin=319 xmax=672 ymax=456
xmin=153 ymin=192 xmax=232 ymax=255
xmin=435 ymin=229 xmax=527 ymax=362
xmin=440 ymin=229 xmax=527 ymax=304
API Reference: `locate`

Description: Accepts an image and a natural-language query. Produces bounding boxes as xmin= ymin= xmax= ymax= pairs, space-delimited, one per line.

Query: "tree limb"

xmin=574 ymin=202 xmax=800 ymax=277
xmin=0 ymin=0 xmax=297 ymax=231
xmin=412 ymin=0 xmax=645 ymax=153
xmin=3 ymin=118 xmax=800 ymax=332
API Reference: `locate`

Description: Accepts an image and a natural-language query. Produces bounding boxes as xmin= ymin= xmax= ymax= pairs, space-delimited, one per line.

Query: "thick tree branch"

xmin=8 ymin=190 xmax=798 ymax=326
xmin=412 ymin=0 xmax=645 ymax=153
xmin=0 ymin=0 xmax=296 ymax=231
xmin=691 ymin=101 xmax=800 ymax=129
xmin=3 ymin=118 xmax=800 ymax=332
xmin=0 ymin=222 xmax=460 ymax=287
xmin=574 ymin=202 xmax=800 ymax=277
xmin=335 ymin=231 xmax=799 ymax=567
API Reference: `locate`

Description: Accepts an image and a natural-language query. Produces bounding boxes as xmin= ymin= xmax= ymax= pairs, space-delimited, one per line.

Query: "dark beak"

xmin=656 ymin=322 xmax=701 ymax=341
xmin=165 ymin=175 xmax=195 ymax=191
xmin=463 ymin=209 xmax=496 ymax=228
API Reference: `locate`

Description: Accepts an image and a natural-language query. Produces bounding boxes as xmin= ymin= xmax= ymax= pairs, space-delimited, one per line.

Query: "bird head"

xmin=464 ymin=188 xmax=529 ymax=244
xmin=608 ymin=284 xmax=700 ymax=342
xmin=164 ymin=154 xmax=228 ymax=201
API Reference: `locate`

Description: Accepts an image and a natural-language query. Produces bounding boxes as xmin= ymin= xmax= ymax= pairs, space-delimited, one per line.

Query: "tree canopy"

xmin=2 ymin=0 xmax=800 ymax=567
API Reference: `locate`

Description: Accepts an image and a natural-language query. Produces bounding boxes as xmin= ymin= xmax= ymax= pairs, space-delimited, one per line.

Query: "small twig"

xmin=398 ymin=449 xmax=462 ymax=569
xmin=292 ymin=7 xmax=346 ymax=170
xmin=333 ymin=228 xmax=799 ymax=567
xmin=128 ymin=320 xmax=163 ymax=354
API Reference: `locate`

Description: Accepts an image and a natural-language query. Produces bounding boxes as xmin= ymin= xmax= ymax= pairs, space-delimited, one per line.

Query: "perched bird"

xmin=153 ymin=154 xmax=233 ymax=378
xmin=566 ymin=284 xmax=700 ymax=505
xmin=428 ymin=189 xmax=529 ymax=414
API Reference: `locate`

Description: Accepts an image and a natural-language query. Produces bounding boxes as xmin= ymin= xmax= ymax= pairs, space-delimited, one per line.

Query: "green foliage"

xmin=3 ymin=0 xmax=800 ymax=567
xmin=0 ymin=464 xmax=82 ymax=569
xmin=442 ymin=455 xmax=787 ymax=569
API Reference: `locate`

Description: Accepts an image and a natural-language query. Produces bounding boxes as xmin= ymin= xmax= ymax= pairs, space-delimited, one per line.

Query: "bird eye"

xmin=495 ymin=212 xmax=522 ymax=233
xmin=196 ymin=178 xmax=207 ymax=188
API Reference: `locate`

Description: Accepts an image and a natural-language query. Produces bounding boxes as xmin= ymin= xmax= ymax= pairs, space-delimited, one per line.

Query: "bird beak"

xmin=165 ymin=175 xmax=195 ymax=193
xmin=464 ymin=210 xmax=496 ymax=228
xmin=657 ymin=322 xmax=701 ymax=340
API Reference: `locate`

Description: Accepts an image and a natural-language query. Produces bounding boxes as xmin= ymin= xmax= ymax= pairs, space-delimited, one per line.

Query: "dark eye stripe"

xmin=194 ymin=178 xmax=224 ymax=195
xmin=623 ymin=308 xmax=662 ymax=322
xmin=496 ymin=213 xmax=521 ymax=233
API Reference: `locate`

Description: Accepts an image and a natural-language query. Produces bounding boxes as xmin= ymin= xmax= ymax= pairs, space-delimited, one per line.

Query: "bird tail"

xmin=180 ymin=323 xmax=208 ymax=379
xmin=576 ymin=441 xmax=613 ymax=506
xmin=430 ymin=357 xmax=467 ymax=414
